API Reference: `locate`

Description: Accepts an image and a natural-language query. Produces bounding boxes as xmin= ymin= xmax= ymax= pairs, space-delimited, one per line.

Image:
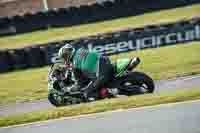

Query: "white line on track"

xmin=1 ymin=99 xmax=200 ymax=129
xmin=181 ymin=75 xmax=200 ymax=81
xmin=159 ymin=74 xmax=200 ymax=82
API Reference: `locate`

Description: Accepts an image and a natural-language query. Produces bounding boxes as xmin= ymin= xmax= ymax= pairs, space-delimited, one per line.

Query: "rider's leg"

xmin=67 ymin=68 xmax=90 ymax=92
xmin=82 ymin=56 xmax=113 ymax=100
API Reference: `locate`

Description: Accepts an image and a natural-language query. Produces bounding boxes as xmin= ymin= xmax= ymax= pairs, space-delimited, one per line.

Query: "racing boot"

xmin=81 ymin=81 xmax=97 ymax=102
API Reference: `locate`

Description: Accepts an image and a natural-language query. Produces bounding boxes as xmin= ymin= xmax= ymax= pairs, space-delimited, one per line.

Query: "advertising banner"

xmin=49 ymin=18 xmax=200 ymax=64
xmin=0 ymin=18 xmax=199 ymax=73
xmin=86 ymin=23 xmax=200 ymax=55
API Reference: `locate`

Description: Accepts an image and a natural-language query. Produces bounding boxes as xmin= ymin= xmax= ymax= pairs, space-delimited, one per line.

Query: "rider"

xmin=57 ymin=43 xmax=113 ymax=101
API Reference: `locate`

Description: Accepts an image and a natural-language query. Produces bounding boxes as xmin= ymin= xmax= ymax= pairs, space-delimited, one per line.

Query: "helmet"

xmin=58 ymin=44 xmax=75 ymax=64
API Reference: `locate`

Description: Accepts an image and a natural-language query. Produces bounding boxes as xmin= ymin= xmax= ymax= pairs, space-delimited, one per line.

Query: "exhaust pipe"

xmin=127 ymin=57 xmax=141 ymax=71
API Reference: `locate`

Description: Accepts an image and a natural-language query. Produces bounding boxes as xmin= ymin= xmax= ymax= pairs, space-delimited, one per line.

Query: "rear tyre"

xmin=119 ymin=71 xmax=155 ymax=95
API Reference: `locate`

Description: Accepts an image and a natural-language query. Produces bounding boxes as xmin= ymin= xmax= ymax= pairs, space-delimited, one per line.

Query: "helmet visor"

xmin=62 ymin=48 xmax=72 ymax=64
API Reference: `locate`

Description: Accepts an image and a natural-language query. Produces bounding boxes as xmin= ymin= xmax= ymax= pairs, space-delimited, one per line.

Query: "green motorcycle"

xmin=48 ymin=57 xmax=155 ymax=106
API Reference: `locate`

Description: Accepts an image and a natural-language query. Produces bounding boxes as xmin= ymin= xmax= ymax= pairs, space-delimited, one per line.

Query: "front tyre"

xmin=48 ymin=92 xmax=66 ymax=107
xmin=120 ymin=71 xmax=155 ymax=95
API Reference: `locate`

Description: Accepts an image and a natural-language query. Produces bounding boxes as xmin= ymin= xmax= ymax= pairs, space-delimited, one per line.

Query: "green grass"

xmin=0 ymin=88 xmax=200 ymax=127
xmin=0 ymin=41 xmax=200 ymax=105
xmin=0 ymin=4 xmax=199 ymax=49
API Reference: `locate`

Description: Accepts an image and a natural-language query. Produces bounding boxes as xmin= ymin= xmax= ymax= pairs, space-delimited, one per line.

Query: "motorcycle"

xmin=48 ymin=57 xmax=155 ymax=107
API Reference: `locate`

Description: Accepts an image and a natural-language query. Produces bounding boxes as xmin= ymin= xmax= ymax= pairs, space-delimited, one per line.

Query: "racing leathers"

xmin=71 ymin=48 xmax=113 ymax=100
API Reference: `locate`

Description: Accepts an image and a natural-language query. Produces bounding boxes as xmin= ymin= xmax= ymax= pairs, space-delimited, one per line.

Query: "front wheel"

xmin=48 ymin=92 xmax=66 ymax=107
xmin=119 ymin=71 xmax=155 ymax=95
xmin=48 ymin=91 xmax=84 ymax=107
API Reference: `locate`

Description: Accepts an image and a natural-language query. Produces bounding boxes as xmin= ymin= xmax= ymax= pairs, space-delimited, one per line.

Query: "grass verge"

xmin=0 ymin=4 xmax=199 ymax=49
xmin=0 ymin=41 xmax=200 ymax=105
xmin=0 ymin=88 xmax=200 ymax=127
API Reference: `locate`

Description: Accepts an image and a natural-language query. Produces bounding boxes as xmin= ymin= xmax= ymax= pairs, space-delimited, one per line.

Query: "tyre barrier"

xmin=0 ymin=0 xmax=199 ymax=36
xmin=0 ymin=17 xmax=200 ymax=73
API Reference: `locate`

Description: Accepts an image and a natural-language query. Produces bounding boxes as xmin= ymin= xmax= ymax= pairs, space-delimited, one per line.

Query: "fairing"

xmin=114 ymin=58 xmax=132 ymax=77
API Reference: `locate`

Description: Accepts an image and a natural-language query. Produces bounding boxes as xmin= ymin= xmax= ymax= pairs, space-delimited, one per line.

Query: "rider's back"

xmin=72 ymin=48 xmax=100 ymax=75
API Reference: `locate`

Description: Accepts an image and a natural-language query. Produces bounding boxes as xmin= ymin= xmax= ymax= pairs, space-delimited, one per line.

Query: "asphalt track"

xmin=0 ymin=75 xmax=200 ymax=117
xmin=1 ymin=100 xmax=200 ymax=133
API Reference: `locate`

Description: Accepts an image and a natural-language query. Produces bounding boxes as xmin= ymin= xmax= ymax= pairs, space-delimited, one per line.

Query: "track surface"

xmin=0 ymin=75 xmax=200 ymax=117
xmin=1 ymin=100 xmax=200 ymax=133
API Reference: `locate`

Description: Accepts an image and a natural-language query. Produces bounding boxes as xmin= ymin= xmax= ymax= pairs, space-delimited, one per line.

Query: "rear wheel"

xmin=119 ymin=71 xmax=155 ymax=95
